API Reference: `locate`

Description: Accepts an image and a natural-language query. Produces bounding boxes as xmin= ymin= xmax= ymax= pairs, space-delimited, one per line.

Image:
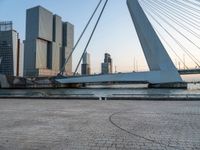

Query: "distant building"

xmin=101 ymin=53 xmax=113 ymax=74
xmin=23 ymin=6 xmax=74 ymax=77
xmin=81 ymin=52 xmax=91 ymax=75
xmin=19 ymin=43 xmax=24 ymax=76
xmin=0 ymin=21 xmax=21 ymax=76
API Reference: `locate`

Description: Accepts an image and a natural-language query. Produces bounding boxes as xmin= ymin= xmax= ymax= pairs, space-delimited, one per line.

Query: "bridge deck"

xmin=178 ymin=69 xmax=200 ymax=75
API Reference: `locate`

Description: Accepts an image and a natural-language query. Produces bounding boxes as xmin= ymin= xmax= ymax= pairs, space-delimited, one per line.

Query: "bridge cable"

xmin=141 ymin=2 xmax=200 ymax=67
xmin=139 ymin=0 xmax=198 ymax=68
xmin=160 ymin=0 xmax=200 ymax=23
xmin=73 ymin=0 xmax=109 ymax=75
xmin=150 ymin=0 xmax=200 ymax=32
xmin=159 ymin=0 xmax=200 ymax=27
xmin=138 ymin=0 xmax=189 ymax=69
xmin=141 ymin=1 xmax=200 ymax=59
xmin=170 ymin=0 xmax=200 ymax=14
xmin=143 ymin=1 xmax=200 ymax=52
xmin=140 ymin=1 xmax=200 ymax=67
xmin=142 ymin=7 xmax=200 ymax=68
xmin=59 ymin=0 xmax=103 ymax=75
xmin=144 ymin=0 xmax=200 ymax=40
xmin=159 ymin=0 xmax=200 ymax=29
xmin=154 ymin=28 xmax=189 ymax=69
xmin=182 ymin=0 xmax=200 ymax=8
xmin=168 ymin=0 xmax=200 ymax=19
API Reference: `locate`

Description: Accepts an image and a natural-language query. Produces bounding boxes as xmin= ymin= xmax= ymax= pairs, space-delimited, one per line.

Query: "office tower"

xmin=61 ymin=22 xmax=74 ymax=75
xmin=50 ymin=15 xmax=62 ymax=72
xmin=0 ymin=21 xmax=20 ymax=76
xmin=101 ymin=53 xmax=113 ymax=74
xmin=81 ymin=52 xmax=91 ymax=75
xmin=24 ymin=6 xmax=52 ymax=76
xmin=24 ymin=6 xmax=74 ymax=77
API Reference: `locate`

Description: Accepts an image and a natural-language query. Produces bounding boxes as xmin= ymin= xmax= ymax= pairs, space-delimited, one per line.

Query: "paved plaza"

xmin=0 ymin=99 xmax=200 ymax=150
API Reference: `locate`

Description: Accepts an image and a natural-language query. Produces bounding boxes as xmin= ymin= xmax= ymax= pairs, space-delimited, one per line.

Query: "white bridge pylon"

xmin=56 ymin=0 xmax=183 ymax=85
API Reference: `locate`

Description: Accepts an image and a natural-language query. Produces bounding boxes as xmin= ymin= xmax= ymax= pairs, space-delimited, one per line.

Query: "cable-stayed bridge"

xmin=56 ymin=0 xmax=200 ymax=88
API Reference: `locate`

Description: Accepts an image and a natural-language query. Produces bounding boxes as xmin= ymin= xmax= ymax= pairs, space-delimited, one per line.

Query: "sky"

xmin=0 ymin=0 xmax=199 ymax=74
xmin=0 ymin=0 xmax=147 ymax=74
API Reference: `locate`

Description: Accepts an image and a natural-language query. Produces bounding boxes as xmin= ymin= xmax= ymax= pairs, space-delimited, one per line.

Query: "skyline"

xmin=0 ymin=0 xmax=199 ymax=74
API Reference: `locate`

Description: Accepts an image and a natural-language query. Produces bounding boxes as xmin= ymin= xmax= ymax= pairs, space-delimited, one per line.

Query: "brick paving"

xmin=0 ymin=99 xmax=199 ymax=150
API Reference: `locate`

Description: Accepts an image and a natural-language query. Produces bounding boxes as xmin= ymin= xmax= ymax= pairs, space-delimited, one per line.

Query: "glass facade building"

xmin=0 ymin=21 xmax=20 ymax=76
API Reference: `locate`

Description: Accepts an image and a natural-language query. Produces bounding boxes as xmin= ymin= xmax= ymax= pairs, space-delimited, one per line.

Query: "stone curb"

xmin=0 ymin=96 xmax=200 ymax=101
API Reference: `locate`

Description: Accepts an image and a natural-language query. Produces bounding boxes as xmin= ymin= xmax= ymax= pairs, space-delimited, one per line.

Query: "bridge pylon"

xmin=127 ymin=0 xmax=183 ymax=84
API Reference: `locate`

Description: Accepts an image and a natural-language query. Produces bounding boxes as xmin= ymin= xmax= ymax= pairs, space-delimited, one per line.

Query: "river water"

xmin=0 ymin=75 xmax=200 ymax=98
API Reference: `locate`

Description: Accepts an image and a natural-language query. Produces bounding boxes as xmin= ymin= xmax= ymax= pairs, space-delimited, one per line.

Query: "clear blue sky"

xmin=0 ymin=0 xmax=147 ymax=73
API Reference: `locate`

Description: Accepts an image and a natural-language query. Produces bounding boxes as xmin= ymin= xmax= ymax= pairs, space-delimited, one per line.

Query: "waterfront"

xmin=0 ymin=82 xmax=200 ymax=99
xmin=0 ymin=75 xmax=199 ymax=150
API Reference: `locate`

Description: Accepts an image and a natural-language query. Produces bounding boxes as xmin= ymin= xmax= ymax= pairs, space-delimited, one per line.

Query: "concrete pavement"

xmin=0 ymin=99 xmax=199 ymax=150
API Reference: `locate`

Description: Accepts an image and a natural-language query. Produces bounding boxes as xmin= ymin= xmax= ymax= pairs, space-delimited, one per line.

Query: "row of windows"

xmin=0 ymin=56 xmax=12 ymax=59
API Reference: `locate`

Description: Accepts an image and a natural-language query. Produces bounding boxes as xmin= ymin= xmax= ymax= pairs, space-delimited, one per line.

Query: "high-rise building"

xmin=81 ymin=52 xmax=91 ymax=75
xmin=23 ymin=6 xmax=74 ymax=77
xmin=50 ymin=15 xmax=62 ymax=72
xmin=61 ymin=22 xmax=74 ymax=75
xmin=0 ymin=21 xmax=21 ymax=76
xmin=101 ymin=53 xmax=113 ymax=74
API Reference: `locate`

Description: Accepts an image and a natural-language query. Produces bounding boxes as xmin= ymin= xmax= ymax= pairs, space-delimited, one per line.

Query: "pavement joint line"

xmin=108 ymin=111 xmax=180 ymax=149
